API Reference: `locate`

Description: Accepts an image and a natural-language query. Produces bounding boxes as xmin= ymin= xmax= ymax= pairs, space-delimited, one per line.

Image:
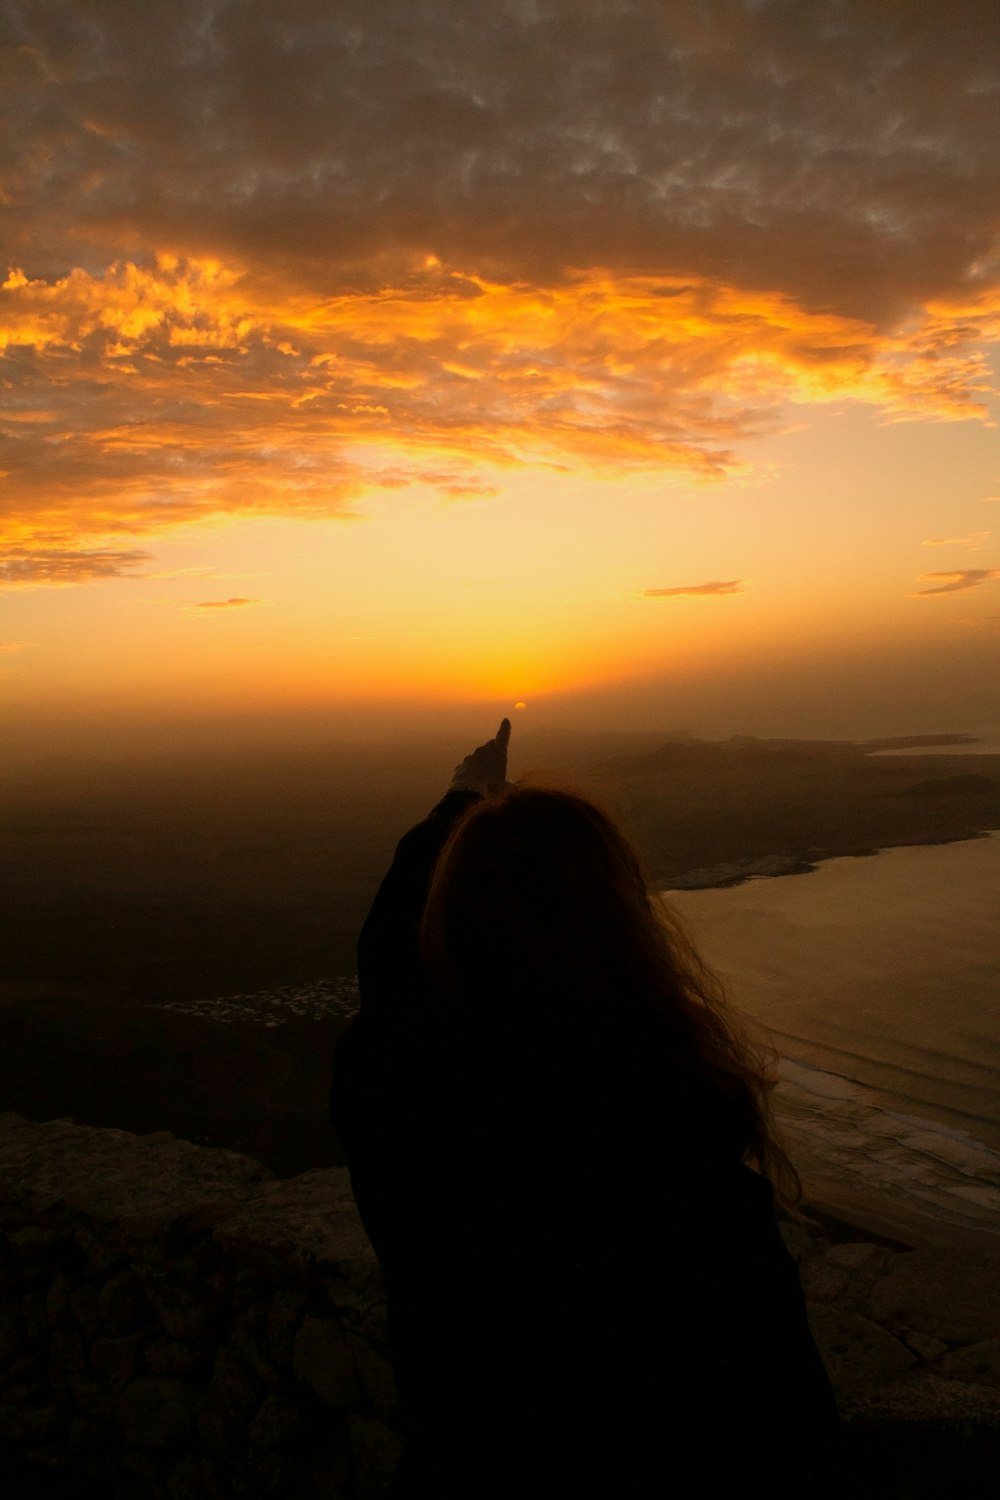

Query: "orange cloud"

xmin=641 ymin=581 xmax=743 ymax=599
xmin=922 ymin=532 xmax=991 ymax=547
xmin=3 ymin=1 xmax=1000 ymax=586
xmin=3 ymin=257 xmax=998 ymax=575
xmin=0 ymin=547 xmax=150 ymax=586
xmin=192 ymin=597 xmax=261 ymax=610
xmin=914 ymin=569 xmax=1000 ymax=596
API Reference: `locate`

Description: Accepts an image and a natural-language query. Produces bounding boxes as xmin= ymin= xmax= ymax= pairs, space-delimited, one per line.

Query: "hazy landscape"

xmin=2 ymin=727 xmax=997 ymax=1182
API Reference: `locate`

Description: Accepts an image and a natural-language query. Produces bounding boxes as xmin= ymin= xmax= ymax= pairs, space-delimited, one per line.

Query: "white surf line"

xmin=776 ymin=1057 xmax=1000 ymax=1233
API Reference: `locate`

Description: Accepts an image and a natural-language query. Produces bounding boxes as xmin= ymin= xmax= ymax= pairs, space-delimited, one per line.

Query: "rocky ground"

xmin=780 ymin=1216 xmax=1000 ymax=1495
xmin=1 ymin=1114 xmax=998 ymax=1497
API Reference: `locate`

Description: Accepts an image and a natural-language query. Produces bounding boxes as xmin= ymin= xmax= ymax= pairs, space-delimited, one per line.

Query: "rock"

xmin=349 ymin=1336 xmax=397 ymax=1420
xmin=807 ymin=1305 xmax=915 ymax=1395
xmin=297 ymin=1434 xmax=353 ymax=1496
xmin=213 ymin=1168 xmax=371 ymax=1271
xmin=167 ymin=1451 xmax=224 ymax=1500
xmin=229 ymin=1301 xmax=274 ymax=1381
xmin=73 ymin=1227 xmax=117 ymax=1275
xmin=0 ymin=1303 xmax=20 ymax=1364
xmin=7 ymin=1226 xmax=61 ymax=1257
xmin=48 ymin=1321 xmax=87 ymax=1378
xmin=196 ymin=1410 xmax=231 ymax=1464
xmin=801 ymin=1241 xmax=893 ymax=1308
xmin=118 ymin=1376 xmax=195 ymax=1447
xmin=0 ymin=1403 xmax=62 ymax=1443
xmin=4 ymin=1379 xmax=44 ymax=1405
xmin=91 ymin=1332 xmax=144 ymax=1383
xmin=777 ymin=1220 xmax=814 ymax=1262
xmin=121 ymin=1440 xmax=169 ymax=1484
xmin=347 ymin=1413 xmax=403 ymax=1496
xmin=99 ymin=1269 xmax=155 ymax=1337
xmin=68 ymin=1414 xmax=106 ymax=1456
xmin=70 ymin=1283 xmax=100 ymax=1336
xmin=68 ymin=1371 xmax=115 ymax=1416
xmin=248 ymin=1392 xmax=302 ymax=1448
xmin=0 ymin=1115 xmax=270 ymax=1230
xmin=266 ymin=1285 xmax=309 ymax=1365
xmin=867 ymin=1249 xmax=1000 ymax=1345
xmin=825 ymin=1240 xmax=891 ymax=1272
xmin=21 ymin=1291 xmax=47 ymax=1339
xmin=46 ymin=1273 xmax=76 ymax=1326
xmin=939 ymin=1338 xmax=1000 ymax=1389
xmin=904 ymin=1331 xmax=948 ymax=1361
xmin=144 ymin=1337 xmax=207 ymax=1377
xmin=845 ymin=1370 xmax=1000 ymax=1426
xmin=132 ymin=1263 xmax=224 ymax=1342
xmin=208 ymin=1343 xmax=261 ymax=1426
xmin=239 ymin=1443 xmax=284 ymax=1495
xmin=327 ymin=1261 xmax=389 ymax=1343
xmin=24 ymin=1440 xmax=73 ymax=1469
xmin=293 ymin=1315 xmax=362 ymax=1406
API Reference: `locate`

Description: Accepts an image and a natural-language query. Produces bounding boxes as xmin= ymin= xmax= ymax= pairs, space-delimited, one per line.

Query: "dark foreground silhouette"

xmin=332 ymin=724 xmax=841 ymax=1497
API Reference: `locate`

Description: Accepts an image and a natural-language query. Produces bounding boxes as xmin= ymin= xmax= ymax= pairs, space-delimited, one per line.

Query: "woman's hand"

xmin=450 ymin=718 xmax=511 ymax=795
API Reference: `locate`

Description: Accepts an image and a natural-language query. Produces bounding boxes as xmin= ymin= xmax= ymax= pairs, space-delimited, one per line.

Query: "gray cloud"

xmin=0 ymin=547 xmax=151 ymax=586
xmin=914 ymin=569 xmax=1000 ymax=595
xmin=642 ymin=580 xmax=743 ymax=599
xmin=3 ymin=0 xmax=999 ymax=324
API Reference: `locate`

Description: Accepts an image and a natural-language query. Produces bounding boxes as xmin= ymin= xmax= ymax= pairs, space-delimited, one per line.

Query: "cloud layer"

xmin=7 ymin=1 xmax=1000 ymax=319
xmin=642 ymin=580 xmax=743 ymax=599
xmin=192 ymin=597 xmax=260 ymax=610
xmin=0 ymin=547 xmax=151 ymax=587
xmin=3 ymin=0 xmax=999 ymax=578
xmin=915 ymin=569 xmax=1000 ymax=596
xmin=922 ymin=532 xmax=991 ymax=548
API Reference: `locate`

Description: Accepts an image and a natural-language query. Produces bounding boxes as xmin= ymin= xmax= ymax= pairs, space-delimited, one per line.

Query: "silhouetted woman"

xmin=331 ymin=720 xmax=839 ymax=1497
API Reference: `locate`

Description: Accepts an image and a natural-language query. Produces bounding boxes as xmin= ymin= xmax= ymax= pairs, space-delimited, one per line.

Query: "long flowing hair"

xmin=420 ymin=784 xmax=800 ymax=1206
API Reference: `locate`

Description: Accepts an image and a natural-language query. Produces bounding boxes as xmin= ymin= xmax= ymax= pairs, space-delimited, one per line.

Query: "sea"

xmin=668 ymin=832 xmax=1000 ymax=1248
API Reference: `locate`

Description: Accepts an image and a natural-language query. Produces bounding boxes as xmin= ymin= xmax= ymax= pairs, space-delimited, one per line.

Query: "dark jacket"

xmin=331 ymin=791 xmax=840 ymax=1497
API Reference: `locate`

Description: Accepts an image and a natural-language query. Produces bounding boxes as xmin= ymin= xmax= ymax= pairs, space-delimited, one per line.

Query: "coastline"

xmin=614 ymin=736 xmax=1000 ymax=895
xmin=666 ymin=831 xmax=1000 ymax=1254
xmin=798 ymin=1176 xmax=1000 ymax=1255
xmin=662 ymin=827 xmax=995 ymax=893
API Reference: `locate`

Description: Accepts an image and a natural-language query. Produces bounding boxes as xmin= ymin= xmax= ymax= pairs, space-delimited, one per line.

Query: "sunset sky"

xmin=3 ymin=0 xmax=999 ymax=755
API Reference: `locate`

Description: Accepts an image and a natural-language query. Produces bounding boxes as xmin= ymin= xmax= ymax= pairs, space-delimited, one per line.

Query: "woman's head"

xmin=422 ymin=786 xmax=661 ymax=1018
xmin=420 ymin=784 xmax=799 ymax=1200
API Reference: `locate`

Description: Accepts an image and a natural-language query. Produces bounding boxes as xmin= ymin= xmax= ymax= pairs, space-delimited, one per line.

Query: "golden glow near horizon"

xmin=3 ymin=2 xmax=1000 ymax=744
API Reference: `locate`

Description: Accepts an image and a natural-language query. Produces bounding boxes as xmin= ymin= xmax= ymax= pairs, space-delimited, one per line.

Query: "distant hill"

xmin=898 ymin=774 xmax=996 ymax=799
xmin=599 ymin=735 xmax=867 ymax=774
xmin=589 ymin=737 xmax=1000 ymax=884
xmin=512 ymin=725 xmax=693 ymax=770
xmin=862 ymin=734 xmax=979 ymax=752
